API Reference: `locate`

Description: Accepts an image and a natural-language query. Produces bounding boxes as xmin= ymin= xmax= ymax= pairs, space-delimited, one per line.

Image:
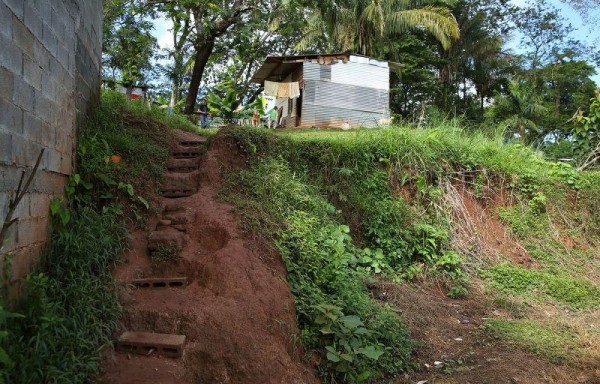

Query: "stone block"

xmin=11 ymin=134 xmax=43 ymax=167
xmin=0 ymin=33 xmax=23 ymax=75
xmin=117 ymin=331 xmax=186 ymax=358
xmin=43 ymin=147 xmax=61 ymax=173
xmin=0 ymin=97 xmax=24 ymax=135
xmin=12 ymin=14 xmax=34 ymax=56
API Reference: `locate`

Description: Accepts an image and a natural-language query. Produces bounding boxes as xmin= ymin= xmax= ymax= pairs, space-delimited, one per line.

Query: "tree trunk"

xmin=184 ymin=40 xmax=216 ymax=114
xmin=170 ymin=74 xmax=180 ymax=108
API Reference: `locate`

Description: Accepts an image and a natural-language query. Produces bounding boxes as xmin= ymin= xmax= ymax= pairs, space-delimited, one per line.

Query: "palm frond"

xmin=387 ymin=6 xmax=459 ymax=50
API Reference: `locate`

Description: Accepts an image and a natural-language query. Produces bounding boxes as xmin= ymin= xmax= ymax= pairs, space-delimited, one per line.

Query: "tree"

xmin=103 ymin=1 xmax=157 ymax=94
xmin=297 ymin=0 xmax=459 ymax=56
xmin=487 ymin=79 xmax=548 ymax=144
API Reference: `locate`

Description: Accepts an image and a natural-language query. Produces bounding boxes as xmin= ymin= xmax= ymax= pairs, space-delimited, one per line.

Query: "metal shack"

xmin=250 ymin=53 xmax=394 ymax=128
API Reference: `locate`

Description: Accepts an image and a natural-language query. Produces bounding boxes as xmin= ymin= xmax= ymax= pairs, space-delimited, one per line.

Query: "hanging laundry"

xmin=264 ymin=80 xmax=278 ymax=97
xmin=263 ymin=81 xmax=301 ymax=98
xmin=289 ymin=82 xmax=300 ymax=99
xmin=277 ymin=82 xmax=290 ymax=98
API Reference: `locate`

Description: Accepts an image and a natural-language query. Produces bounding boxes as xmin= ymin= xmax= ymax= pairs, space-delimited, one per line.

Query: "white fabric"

xmin=263 ymin=81 xmax=301 ymax=99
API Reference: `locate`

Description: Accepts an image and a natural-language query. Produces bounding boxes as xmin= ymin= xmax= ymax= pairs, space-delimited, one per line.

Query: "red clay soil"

xmin=99 ymin=131 xmax=319 ymax=384
xmin=371 ymin=282 xmax=600 ymax=384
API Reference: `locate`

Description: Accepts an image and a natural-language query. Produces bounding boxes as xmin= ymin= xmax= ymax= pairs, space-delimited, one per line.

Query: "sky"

xmin=150 ymin=0 xmax=600 ymax=85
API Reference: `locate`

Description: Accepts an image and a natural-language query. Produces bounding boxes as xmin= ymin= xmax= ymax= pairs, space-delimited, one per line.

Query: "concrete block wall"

xmin=0 ymin=0 xmax=103 ymax=286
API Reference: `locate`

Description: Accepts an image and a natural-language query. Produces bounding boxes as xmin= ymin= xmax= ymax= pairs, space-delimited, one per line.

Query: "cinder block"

xmin=10 ymin=242 xmax=45 ymax=280
xmin=117 ymin=332 xmax=186 ymax=358
xmin=0 ymin=132 xmax=12 ymax=164
xmin=50 ymin=10 xmax=66 ymax=39
xmin=23 ymin=58 xmax=42 ymax=90
xmin=28 ymin=193 xmax=50 ymax=217
xmin=178 ymin=139 xmax=207 ymax=147
xmin=41 ymin=22 xmax=58 ymax=58
xmin=147 ymin=228 xmax=185 ymax=252
xmin=0 ymin=66 xmax=14 ymax=99
xmin=0 ymin=97 xmax=24 ymax=135
xmin=16 ymin=216 xmax=48 ymax=246
xmin=33 ymin=94 xmax=52 ymax=124
xmin=13 ymin=15 xmax=34 ymax=56
xmin=0 ymin=33 xmax=23 ymax=75
xmin=0 ymin=3 xmax=12 ymax=38
xmin=23 ymin=111 xmax=42 ymax=143
xmin=166 ymin=157 xmax=200 ymax=173
xmin=33 ymin=41 xmax=50 ymax=71
xmin=163 ymin=172 xmax=199 ymax=191
xmin=130 ymin=277 xmax=188 ymax=289
xmin=23 ymin=3 xmax=42 ymax=39
xmin=12 ymin=76 xmax=35 ymax=111
xmin=3 ymin=0 xmax=24 ymax=20
xmin=171 ymin=146 xmax=201 ymax=159
xmin=41 ymin=72 xmax=56 ymax=99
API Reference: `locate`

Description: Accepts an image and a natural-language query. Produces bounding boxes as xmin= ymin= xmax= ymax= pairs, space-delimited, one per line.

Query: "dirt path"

xmin=100 ymin=131 xmax=318 ymax=384
xmin=371 ymin=282 xmax=599 ymax=384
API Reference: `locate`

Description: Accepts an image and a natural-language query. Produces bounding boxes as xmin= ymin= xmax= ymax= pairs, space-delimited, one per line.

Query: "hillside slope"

xmin=221 ymin=126 xmax=600 ymax=383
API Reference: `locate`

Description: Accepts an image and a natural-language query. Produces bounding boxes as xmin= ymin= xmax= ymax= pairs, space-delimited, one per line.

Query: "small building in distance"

xmin=101 ymin=78 xmax=150 ymax=101
xmin=250 ymin=53 xmax=397 ymax=128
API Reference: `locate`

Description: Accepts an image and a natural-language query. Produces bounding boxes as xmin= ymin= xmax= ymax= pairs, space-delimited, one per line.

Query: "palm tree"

xmin=488 ymin=79 xmax=548 ymax=144
xmin=297 ymin=0 xmax=459 ymax=55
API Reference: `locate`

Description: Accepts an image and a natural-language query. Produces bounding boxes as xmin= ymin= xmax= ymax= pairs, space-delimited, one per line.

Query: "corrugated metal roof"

xmin=250 ymin=53 xmax=399 ymax=84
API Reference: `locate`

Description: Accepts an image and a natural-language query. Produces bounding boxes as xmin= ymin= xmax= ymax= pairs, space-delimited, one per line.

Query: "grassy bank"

xmin=222 ymin=124 xmax=600 ymax=379
xmin=0 ymin=91 xmax=197 ymax=383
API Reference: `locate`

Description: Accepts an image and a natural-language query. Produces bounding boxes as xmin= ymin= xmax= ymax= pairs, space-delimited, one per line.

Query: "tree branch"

xmin=0 ymin=149 xmax=45 ymax=250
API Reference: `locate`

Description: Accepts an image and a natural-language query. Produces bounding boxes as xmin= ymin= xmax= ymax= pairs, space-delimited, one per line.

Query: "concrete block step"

xmin=163 ymin=172 xmax=198 ymax=191
xmin=179 ymin=139 xmax=206 ymax=147
xmin=171 ymin=147 xmax=201 ymax=159
xmin=161 ymin=189 xmax=195 ymax=198
xmin=117 ymin=331 xmax=186 ymax=358
xmin=166 ymin=157 xmax=200 ymax=173
xmin=131 ymin=277 xmax=188 ymax=288
xmin=147 ymin=228 xmax=185 ymax=251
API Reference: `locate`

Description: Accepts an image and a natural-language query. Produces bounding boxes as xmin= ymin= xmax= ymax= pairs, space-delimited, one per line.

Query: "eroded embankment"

xmin=100 ymin=131 xmax=318 ymax=384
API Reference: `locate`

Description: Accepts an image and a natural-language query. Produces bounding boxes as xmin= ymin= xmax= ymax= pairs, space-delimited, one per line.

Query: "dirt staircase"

xmin=100 ymin=130 xmax=318 ymax=384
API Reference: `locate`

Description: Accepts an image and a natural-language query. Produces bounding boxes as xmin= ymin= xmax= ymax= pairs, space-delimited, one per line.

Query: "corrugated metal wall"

xmin=301 ymin=59 xmax=389 ymax=128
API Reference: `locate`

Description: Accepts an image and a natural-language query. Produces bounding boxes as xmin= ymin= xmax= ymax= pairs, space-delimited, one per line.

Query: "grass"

xmin=483 ymin=319 xmax=581 ymax=363
xmin=483 ymin=263 xmax=600 ymax=309
xmin=0 ymin=91 xmax=185 ymax=383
